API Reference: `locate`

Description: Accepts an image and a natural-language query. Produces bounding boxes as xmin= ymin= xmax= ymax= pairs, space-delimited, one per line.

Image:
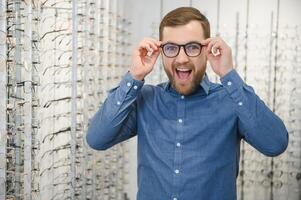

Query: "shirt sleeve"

xmin=220 ymin=69 xmax=289 ymax=157
xmin=86 ymin=72 xmax=144 ymax=150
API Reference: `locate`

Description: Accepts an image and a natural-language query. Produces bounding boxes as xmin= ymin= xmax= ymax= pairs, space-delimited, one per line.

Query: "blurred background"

xmin=0 ymin=0 xmax=300 ymax=200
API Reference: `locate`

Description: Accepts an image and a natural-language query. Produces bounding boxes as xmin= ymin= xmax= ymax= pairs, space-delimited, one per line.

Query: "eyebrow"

xmin=162 ymin=40 xmax=202 ymax=45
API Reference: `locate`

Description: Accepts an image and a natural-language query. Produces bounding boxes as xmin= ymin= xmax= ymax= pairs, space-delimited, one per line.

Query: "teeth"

xmin=176 ymin=68 xmax=191 ymax=72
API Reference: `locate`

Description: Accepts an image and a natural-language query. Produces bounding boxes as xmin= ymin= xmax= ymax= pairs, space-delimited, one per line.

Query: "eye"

xmin=164 ymin=44 xmax=178 ymax=52
xmin=186 ymin=43 xmax=201 ymax=51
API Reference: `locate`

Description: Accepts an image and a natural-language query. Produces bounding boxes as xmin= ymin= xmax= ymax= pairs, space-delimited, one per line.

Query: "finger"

xmin=142 ymin=49 xmax=160 ymax=66
xmin=145 ymin=37 xmax=162 ymax=47
xmin=138 ymin=42 xmax=152 ymax=55
xmin=206 ymin=40 xmax=218 ymax=55
xmin=147 ymin=47 xmax=161 ymax=57
xmin=143 ymin=38 xmax=162 ymax=49
xmin=155 ymin=40 xmax=163 ymax=47
xmin=135 ymin=38 xmax=162 ymax=58
xmin=211 ymin=44 xmax=221 ymax=56
xmin=147 ymin=41 xmax=160 ymax=51
xmin=141 ymin=41 xmax=160 ymax=54
xmin=150 ymin=49 xmax=160 ymax=62
xmin=200 ymin=37 xmax=214 ymax=45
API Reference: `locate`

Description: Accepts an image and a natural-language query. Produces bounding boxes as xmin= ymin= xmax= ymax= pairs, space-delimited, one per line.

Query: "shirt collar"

xmin=200 ymin=73 xmax=210 ymax=95
xmin=163 ymin=73 xmax=210 ymax=96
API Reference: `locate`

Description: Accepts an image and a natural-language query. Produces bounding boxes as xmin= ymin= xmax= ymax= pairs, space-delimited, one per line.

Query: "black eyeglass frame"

xmin=160 ymin=42 xmax=203 ymax=58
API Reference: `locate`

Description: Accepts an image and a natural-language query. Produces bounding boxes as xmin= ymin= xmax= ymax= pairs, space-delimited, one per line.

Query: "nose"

xmin=175 ymin=46 xmax=189 ymax=64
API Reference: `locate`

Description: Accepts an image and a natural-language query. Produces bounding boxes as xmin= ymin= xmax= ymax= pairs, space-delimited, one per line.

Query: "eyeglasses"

xmin=160 ymin=42 xmax=203 ymax=58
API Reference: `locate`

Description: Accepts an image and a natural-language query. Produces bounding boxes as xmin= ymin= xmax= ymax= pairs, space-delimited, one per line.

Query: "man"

xmin=86 ymin=7 xmax=288 ymax=200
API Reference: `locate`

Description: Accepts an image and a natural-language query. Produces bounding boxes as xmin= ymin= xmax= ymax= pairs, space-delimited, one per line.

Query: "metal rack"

xmin=0 ymin=0 xmax=300 ymax=200
xmin=0 ymin=0 xmax=131 ymax=199
xmin=197 ymin=0 xmax=301 ymax=199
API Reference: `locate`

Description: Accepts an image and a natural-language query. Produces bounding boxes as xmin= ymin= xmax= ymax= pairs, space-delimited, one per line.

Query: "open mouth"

xmin=175 ymin=68 xmax=192 ymax=80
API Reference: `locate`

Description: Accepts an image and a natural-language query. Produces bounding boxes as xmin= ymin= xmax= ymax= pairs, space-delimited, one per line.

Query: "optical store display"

xmin=0 ymin=0 xmax=300 ymax=200
xmin=1 ymin=0 xmax=131 ymax=200
xmin=211 ymin=5 xmax=301 ymax=200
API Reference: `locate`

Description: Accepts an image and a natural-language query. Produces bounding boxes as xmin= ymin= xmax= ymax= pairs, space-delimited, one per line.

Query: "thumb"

xmin=200 ymin=38 xmax=212 ymax=46
xmin=149 ymin=50 xmax=160 ymax=65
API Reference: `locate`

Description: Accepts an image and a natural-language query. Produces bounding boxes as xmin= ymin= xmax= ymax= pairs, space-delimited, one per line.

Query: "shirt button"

xmin=117 ymin=101 xmax=121 ymax=105
xmin=133 ymin=85 xmax=138 ymax=90
xmin=238 ymin=101 xmax=243 ymax=106
xmin=181 ymin=95 xmax=184 ymax=99
xmin=178 ymin=119 xmax=183 ymax=123
xmin=127 ymin=82 xmax=131 ymax=87
xmin=176 ymin=142 xmax=181 ymax=147
xmin=227 ymin=81 xmax=232 ymax=86
xmin=175 ymin=169 xmax=180 ymax=174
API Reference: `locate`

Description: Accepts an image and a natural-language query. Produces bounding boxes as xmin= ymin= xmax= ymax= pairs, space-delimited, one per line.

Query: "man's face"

xmin=161 ymin=20 xmax=207 ymax=95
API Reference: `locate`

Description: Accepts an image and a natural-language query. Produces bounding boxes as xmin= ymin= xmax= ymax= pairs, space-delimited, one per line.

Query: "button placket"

xmin=173 ymin=95 xmax=185 ymax=197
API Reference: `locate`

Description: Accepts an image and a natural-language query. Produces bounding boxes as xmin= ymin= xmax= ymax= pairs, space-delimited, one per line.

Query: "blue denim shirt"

xmin=86 ymin=69 xmax=288 ymax=200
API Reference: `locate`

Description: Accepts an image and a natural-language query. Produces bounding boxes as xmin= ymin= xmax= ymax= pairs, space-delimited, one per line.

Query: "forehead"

xmin=161 ymin=20 xmax=205 ymax=43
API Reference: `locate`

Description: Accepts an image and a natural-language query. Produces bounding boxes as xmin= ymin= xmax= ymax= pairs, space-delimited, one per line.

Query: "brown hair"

xmin=159 ymin=7 xmax=210 ymax=40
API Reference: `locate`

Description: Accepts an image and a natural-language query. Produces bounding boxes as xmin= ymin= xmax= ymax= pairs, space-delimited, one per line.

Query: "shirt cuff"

xmin=119 ymin=72 xmax=144 ymax=96
xmin=220 ymin=69 xmax=246 ymax=107
xmin=220 ymin=69 xmax=244 ymax=90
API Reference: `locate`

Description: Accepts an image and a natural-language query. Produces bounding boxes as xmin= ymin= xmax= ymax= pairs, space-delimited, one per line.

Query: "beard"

xmin=164 ymin=64 xmax=206 ymax=96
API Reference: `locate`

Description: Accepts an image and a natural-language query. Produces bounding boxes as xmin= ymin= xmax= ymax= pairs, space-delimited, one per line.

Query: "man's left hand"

xmin=201 ymin=37 xmax=233 ymax=77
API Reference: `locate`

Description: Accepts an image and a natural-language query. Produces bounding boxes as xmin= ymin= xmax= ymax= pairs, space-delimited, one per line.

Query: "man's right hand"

xmin=130 ymin=38 xmax=162 ymax=81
